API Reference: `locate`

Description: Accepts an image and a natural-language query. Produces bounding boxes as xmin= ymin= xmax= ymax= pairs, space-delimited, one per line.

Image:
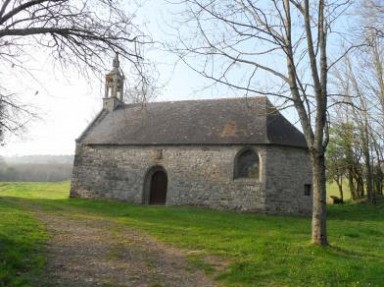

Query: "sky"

xmin=1 ymin=1 xmax=224 ymax=157
xmin=1 ymin=0 xmax=346 ymax=157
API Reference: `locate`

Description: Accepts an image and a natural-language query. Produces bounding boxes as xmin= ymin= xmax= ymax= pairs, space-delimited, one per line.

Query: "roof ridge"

xmin=121 ymin=96 xmax=267 ymax=108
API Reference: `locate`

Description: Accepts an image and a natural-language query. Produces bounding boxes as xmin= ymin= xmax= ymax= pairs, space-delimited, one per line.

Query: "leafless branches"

xmin=0 ymin=0 xmax=153 ymax=138
xmin=169 ymin=0 xmax=358 ymax=246
xmin=0 ymin=88 xmax=37 ymax=144
xmin=327 ymin=0 xmax=384 ymax=203
xmin=171 ymin=1 xmax=355 ymax=128
xmin=0 ymin=0 xmax=151 ymax=71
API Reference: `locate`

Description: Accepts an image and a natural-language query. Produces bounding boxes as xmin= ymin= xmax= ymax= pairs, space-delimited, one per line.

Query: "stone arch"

xmin=143 ymin=166 xmax=168 ymax=205
xmin=234 ymin=147 xmax=259 ymax=179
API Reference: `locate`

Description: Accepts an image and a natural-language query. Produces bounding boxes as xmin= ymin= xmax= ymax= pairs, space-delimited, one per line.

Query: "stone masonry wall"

xmin=264 ymin=146 xmax=313 ymax=215
xmin=70 ymin=144 xmax=312 ymax=214
xmin=71 ymin=145 xmax=265 ymax=211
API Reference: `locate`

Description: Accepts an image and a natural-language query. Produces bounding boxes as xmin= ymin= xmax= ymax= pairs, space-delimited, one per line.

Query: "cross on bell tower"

xmin=103 ymin=53 xmax=125 ymax=111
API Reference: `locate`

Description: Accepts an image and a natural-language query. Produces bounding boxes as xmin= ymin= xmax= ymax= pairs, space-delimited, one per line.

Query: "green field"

xmin=0 ymin=182 xmax=383 ymax=286
xmin=327 ymin=180 xmax=352 ymax=201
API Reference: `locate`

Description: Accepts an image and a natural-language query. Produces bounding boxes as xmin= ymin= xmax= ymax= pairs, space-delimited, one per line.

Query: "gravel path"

xmin=34 ymin=212 xmax=219 ymax=287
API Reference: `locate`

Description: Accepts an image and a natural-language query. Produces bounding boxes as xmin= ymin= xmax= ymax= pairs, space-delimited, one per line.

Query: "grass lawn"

xmin=0 ymin=182 xmax=383 ymax=286
xmin=0 ymin=187 xmax=48 ymax=286
xmin=327 ymin=180 xmax=352 ymax=201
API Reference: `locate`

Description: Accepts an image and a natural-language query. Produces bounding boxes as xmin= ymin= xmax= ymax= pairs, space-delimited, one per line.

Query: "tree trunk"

xmin=336 ymin=176 xmax=344 ymax=202
xmin=364 ymin=151 xmax=376 ymax=204
xmin=310 ymin=150 xmax=328 ymax=246
xmin=355 ymin=168 xmax=365 ymax=198
xmin=374 ymin=166 xmax=384 ymax=195
xmin=348 ymin=169 xmax=358 ymax=200
xmin=362 ymin=124 xmax=375 ymax=204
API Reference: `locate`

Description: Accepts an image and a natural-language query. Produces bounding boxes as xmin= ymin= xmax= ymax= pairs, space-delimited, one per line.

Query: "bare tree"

xmin=0 ymin=0 xmax=152 ymax=140
xmin=360 ymin=0 xmax=384 ymax=125
xmin=327 ymin=0 xmax=384 ymax=203
xmin=362 ymin=0 xmax=384 ymax=197
xmin=0 ymin=90 xmax=36 ymax=143
xmin=171 ymin=0 xmax=359 ymax=246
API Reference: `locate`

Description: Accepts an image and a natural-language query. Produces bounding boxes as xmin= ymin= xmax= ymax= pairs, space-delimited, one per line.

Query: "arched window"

xmin=234 ymin=149 xmax=259 ymax=179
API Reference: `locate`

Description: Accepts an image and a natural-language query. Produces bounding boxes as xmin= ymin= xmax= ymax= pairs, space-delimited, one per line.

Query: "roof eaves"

xmin=83 ymin=142 xmax=309 ymax=149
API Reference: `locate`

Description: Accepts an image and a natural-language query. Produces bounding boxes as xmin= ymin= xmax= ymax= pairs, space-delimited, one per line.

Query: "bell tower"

xmin=103 ymin=53 xmax=125 ymax=111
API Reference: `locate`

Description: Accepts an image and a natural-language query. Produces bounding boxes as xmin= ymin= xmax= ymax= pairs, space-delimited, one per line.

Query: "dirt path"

xmin=33 ymin=211 xmax=219 ymax=287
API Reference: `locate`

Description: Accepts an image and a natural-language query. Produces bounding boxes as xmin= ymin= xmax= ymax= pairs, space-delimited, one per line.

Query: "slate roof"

xmin=79 ymin=97 xmax=307 ymax=148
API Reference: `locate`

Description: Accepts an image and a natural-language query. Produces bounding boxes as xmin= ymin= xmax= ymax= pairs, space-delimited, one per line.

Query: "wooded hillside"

xmin=0 ymin=155 xmax=73 ymax=182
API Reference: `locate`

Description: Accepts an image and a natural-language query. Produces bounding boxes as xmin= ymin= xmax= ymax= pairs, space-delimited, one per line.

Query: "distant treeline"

xmin=0 ymin=155 xmax=73 ymax=182
xmin=0 ymin=163 xmax=73 ymax=182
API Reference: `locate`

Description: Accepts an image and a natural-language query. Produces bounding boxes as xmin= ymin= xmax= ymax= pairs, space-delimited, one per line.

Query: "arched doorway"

xmin=144 ymin=166 xmax=168 ymax=205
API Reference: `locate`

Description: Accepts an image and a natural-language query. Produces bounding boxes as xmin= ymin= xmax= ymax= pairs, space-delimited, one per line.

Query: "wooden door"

xmin=149 ymin=170 xmax=167 ymax=205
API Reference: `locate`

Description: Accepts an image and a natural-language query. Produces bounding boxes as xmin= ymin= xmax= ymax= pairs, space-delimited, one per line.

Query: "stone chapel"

xmin=70 ymin=55 xmax=313 ymax=215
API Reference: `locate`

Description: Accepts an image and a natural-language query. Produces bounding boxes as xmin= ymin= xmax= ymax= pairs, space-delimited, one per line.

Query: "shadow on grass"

xmin=328 ymin=245 xmax=384 ymax=260
xmin=327 ymin=200 xmax=384 ymax=222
